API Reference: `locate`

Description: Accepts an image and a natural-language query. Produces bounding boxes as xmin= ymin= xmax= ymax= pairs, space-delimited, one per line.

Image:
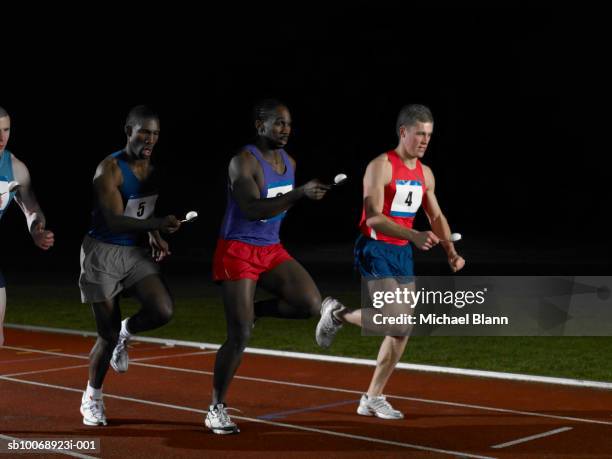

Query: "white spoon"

xmin=440 ymin=233 xmax=462 ymax=243
xmin=331 ymin=173 xmax=347 ymax=186
xmin=181 ymin=210 xmax=198 ymax=223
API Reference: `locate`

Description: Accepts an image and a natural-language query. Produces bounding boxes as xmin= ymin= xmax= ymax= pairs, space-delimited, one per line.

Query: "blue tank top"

xmin=0 ymin=150 xmax=16 ymax=222
xmin=88 ymin=151 xmax=159 ymax=246
xmin=219 ymin=144 xmax=295 ymax=246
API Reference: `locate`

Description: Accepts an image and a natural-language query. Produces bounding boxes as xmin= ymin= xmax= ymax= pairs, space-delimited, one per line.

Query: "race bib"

xmin=124 ymin=193 xmax=158 ymax=219
xmin=262 ymin=181 xmax=293 ymax=222
xmin=0 ymin=178 xmax=14 ymax=212
xmin=265 ymin=181 xmax=293 ymax=199
xmin=390 ymin=180 xmax=423 ymax=217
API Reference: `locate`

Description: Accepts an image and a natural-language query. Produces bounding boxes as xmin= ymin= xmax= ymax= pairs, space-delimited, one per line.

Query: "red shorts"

xmin=213 ymin=239 xmax=293 ymax=282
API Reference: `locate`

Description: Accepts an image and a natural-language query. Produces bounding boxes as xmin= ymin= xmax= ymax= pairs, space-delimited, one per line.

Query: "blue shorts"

xmin=354 ymin=234 xmax=414 ymax=280
xmin=0 ymin=270 xmax=5 ymax=288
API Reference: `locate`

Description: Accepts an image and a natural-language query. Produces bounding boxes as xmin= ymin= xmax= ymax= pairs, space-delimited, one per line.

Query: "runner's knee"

xmin=228 ymin=325 xmax=252 ymax=351
xmin=94 ymin=333 xmax=118 ymax=351
xmin=147 ymin=296 xmax=174 ymax=326
xmin=156 ymin=298 xmax=174 ymax=325
xmin=390 ymin=335 xmax=409 ymax=344
xmin=304 ymin=291 xmax=323 ymax=317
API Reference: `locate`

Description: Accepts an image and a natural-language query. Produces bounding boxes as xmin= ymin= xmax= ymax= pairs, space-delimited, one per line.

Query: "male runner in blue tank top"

xmin=206 ymin=99 xmax=331 ymax=434
xmin=78 ymin=105 xmax=181 ymax=426
xmin=0 ymin=106 xmax=55 ymax=346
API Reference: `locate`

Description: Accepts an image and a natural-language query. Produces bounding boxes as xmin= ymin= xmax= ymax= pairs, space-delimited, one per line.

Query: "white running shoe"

xmin=315 ymin=297 xmax=344 ymax=348
xmin=205 ymin=403 xmax=240 ymax=435
xmin=80 ymin=392 xmax=107 ymax=426
xmin=110 ymin=319 xmax=130 ymax=373
xmin=357 ymin=394 xmax=404 ymax=420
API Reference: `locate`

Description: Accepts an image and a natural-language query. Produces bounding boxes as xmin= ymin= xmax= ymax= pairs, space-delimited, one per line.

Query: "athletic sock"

xmin=121 ymin=318 xmax=132 ymax=336
xmin=86 ymin=381 xmax=102 ymax=399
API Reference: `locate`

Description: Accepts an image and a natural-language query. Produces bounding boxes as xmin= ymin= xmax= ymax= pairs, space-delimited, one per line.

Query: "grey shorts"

xmin=79 ymin=236 xmax=160 ymax=303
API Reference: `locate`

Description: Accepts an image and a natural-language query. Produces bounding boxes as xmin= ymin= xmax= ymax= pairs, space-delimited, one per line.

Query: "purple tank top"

xmin=219 ymin=145 xmax=295 ymax=246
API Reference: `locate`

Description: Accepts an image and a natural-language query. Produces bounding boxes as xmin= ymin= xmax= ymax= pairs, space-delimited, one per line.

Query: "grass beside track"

xmin=5 ymin=277 xmax=612 ymax=383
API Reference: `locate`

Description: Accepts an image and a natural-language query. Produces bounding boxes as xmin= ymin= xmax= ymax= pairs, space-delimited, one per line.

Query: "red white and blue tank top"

xmin=359 ymin=150 xmax=427 ymax=246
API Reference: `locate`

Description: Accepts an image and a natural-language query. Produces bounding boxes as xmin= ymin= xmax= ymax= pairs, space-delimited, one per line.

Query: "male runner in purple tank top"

xmin=206 ymin=99 xmax=330 ymax=434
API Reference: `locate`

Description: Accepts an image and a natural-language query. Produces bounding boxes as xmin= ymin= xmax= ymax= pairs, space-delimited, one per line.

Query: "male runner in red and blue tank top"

xmin=316 ymin=104 xmax=465 ymax=419
xmin=206 ymin=99 xmax=331 ymax=434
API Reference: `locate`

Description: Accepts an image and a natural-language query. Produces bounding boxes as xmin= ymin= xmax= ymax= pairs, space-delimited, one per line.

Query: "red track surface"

xmin=1 ymin=328 xmax=612 ymax=458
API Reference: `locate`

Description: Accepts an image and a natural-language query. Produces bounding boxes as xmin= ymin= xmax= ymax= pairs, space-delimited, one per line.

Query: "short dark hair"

xmin=396 ymin=104 xmax=433 ymax=137
xmin=253 ymin=99 xmax=287 ymax=123
xmin=0 ymin=106 xmax=9 ymax=118
xmin=125 ymin=105 xmax=159 ymax=129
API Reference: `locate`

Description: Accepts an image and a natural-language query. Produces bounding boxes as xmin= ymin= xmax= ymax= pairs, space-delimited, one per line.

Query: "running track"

xmin=1 ymin=328 xmax=612 ymax=458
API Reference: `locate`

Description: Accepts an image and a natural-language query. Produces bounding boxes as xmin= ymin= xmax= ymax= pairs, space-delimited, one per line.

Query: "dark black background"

xmin=1 ymin=5 xmax=610 ymax=275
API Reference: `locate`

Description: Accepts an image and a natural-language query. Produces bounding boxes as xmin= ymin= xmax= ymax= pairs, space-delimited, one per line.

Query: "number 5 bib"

xmin=124 ymin=192 xmax=159 ymax=219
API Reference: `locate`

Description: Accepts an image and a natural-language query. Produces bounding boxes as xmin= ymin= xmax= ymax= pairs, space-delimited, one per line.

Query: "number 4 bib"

xmin=390 ymin=180 xmax=423 ymax=217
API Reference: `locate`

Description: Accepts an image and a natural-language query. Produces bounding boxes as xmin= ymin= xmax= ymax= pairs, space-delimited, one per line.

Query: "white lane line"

xmin=1 ymin=346 xmax=85 ymax=360
xmin=1 ymin=350 xmax=214 ymax=378
xmin=1 ymin=346 xmax=212 ymax=363
xmin=0 ymin=355 xmax=67 ymax=365
xmin=491 ymin=427 xmax=573 ymax=449
xmin=242 ymin=416 xmax=497 ymax=459
xmin=8 ymin=323 xmax=612 ymax=390
xmin=3 ymin=344 xmax=612 ymax=427
xmin=3 ymin=364 xmax=89 ymax=378
xmin=131 ymin=350 xmax=216 ymax=362
xmin=15 ymin=348 xmax=62 ymax=355
xmin=0 ymin=433 xmax=98 ymax=459
xmin=1 ymin=345 xmax=212 ymax=363
xmin=0 ymin=351 xmax=212 ymax=377
xmin=0 ymin=375 xmax=496 ymax=459
xmin=134 ymin=361 xmax=612 ymax=427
